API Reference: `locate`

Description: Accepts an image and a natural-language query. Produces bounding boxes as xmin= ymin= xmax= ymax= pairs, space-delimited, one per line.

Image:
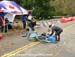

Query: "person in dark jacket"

xmin=49 ymin=24 xmax=63 ymax=41
xmin=28 ymin=18 xmax=36 ymax=31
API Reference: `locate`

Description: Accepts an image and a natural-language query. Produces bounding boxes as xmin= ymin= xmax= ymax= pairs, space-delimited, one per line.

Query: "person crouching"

xmin=49 ymin=23 xmax=63 ymax=41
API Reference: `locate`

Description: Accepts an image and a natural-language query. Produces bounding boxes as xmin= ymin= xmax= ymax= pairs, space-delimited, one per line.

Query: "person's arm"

xmin=50 ymin=28 xmax=54 ymax=36
xmin=34 ymin=21 xmax=36 ymax=26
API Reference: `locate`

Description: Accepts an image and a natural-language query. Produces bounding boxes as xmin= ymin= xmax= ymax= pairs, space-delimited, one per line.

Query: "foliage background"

xmin=8 ymin=0 xmax=75 ymax=19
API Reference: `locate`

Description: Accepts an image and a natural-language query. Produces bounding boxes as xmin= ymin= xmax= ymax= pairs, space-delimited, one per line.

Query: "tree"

xmin=11 ymin=0 xmax=55 ymax=19
xmin=51 ymin=0 xmax=75 ymax=16
xmin=33 ymin=0 xmax=55 ymax=19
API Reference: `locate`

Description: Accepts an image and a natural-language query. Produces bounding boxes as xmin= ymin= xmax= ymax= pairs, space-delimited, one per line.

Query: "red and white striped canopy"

xmin=0 ymin=1 xmax=28 ymax=15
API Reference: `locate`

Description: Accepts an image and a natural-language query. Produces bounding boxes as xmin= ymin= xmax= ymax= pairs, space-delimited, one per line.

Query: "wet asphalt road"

xmin=11 ymin=21 xmax=75 ymax=57
xmin=0 ymin=20 xmax=75 ymax=57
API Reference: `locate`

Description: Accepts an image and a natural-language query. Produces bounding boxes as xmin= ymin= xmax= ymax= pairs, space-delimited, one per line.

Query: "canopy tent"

xmin=0 ymin=1 xmax=28 ymax=22
xmin=4 ymin=13 xmax=15 ymax=22
xmin=0 ymin=1 xmax=28 ymax=15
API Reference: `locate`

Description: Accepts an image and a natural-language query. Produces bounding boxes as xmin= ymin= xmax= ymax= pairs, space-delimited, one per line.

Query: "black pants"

xmin=5 ymin=25 xmax=8 ymax=33
xmin=1 ymin=26 xmax=4 ymax=32
xmin=23 ymin=21 xmax=26 ymax=29
xmin=1 ymin=25 xmax=8 ymax=33
xmin=55 ymin=30 xmax=63 ymax=41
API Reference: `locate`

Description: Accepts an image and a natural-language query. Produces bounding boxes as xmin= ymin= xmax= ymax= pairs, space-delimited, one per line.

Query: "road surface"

xmin=0 ymin=20 xmax=75 ymax=57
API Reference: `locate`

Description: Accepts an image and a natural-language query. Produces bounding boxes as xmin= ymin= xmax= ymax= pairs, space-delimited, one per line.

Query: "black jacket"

xmin=50 ymin=25 xmax=63 ymax=35
xmin=28 ymin=20 xmax=36 ymax=27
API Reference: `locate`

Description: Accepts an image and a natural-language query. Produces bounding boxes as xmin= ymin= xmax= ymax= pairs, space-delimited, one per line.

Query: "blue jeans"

xmin=26 ymin=27 xmax=32 ymax=38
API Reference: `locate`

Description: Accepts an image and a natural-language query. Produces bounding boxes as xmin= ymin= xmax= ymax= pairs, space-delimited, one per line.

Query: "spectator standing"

xmin=0 ymin=16 xmax=5 ymax=32
xmin=5 ymin=18 xmax=9 ymax=33
xmin=28 ymin=18 xmax=36 ymax=31
xmin=22 ymin=15 xmax=27 ymax=29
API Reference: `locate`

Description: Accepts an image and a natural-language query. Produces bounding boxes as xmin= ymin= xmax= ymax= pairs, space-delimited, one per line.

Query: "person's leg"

xmin=1 ymin=26 xmax=3 ymax=32
xmin=56 ymin=30 xmax=62 ymax=41
xmin=23 ymin=22 xmax=25 ymax=29
xmin=5 ymin=25 xmax=7 ymax=33
xmin=23 ymin=21 xmax=26 ymax=29
xmin=5 ymin=24 xmax=8 ymax=33
xmin=26 ymin=27 xmax=32 ymax=38
xmin=55 ymin=33 xmax=58 ymax=41
xmin=26 ymin=31 xmax=31 ymax=38
xmin=24 ymin=22 xmax=26 ymax=29
xmin=57 ymin=34 xmax=60 ymax=41
xmin=1 ymin=26 xmax=5 ymax=32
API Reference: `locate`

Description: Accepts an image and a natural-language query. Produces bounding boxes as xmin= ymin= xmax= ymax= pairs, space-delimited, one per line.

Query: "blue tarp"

xmin=29 ymin=33 xmax=56 ymax=43
xmin=48 ymin=36 xmax=56 ymax=43
xmin=30 ymin=33 xmax=40 ymax=38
